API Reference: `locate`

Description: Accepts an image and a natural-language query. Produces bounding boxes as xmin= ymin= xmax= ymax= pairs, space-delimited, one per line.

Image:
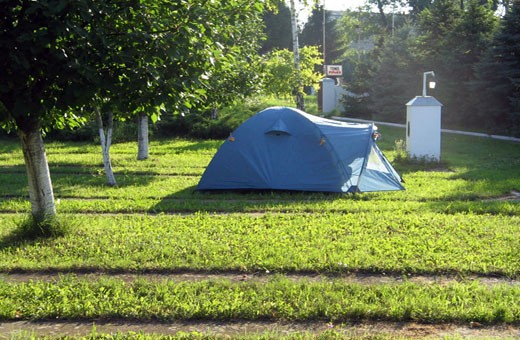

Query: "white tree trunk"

xmin=289 ymin=0 xmax=305 ymax=111
xmin=96 ymin=108 xmax=117 ymax=186
xmin=137 ymin=112 xmax=149 ymax=160
xmin=19 ymin=127 xmax=56 ymax=221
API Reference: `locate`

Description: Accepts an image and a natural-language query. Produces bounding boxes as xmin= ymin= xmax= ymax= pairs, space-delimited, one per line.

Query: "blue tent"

xmin=197 ymin=107 xmax=404 ymax=193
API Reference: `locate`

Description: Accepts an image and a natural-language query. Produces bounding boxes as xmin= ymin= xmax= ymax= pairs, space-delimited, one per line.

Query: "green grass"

xmin=0 ymin=122 xmax=519 ymax=337
xmin=1 ymin=276 xmax=519 ymax=324
xmin=0 ymin=212 xmax=518 ymax=276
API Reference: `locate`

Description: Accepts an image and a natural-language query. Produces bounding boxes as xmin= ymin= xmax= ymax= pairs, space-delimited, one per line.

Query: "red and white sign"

xmin=326 ymin=65 xmax=343 ymax=76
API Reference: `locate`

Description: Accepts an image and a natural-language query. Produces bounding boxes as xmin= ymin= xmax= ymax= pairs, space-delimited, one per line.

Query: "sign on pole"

xmin=325 ymin=65 xmax=342 ymax=77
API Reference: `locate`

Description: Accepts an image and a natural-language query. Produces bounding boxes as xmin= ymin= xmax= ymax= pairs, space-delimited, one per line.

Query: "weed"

xmin=393 ymin=139 xmax=408 ymax=163
xmin=393 ymin=139 xmax=450 ymax=169
xmin=9 ymin=214 xmax=70 ymax=242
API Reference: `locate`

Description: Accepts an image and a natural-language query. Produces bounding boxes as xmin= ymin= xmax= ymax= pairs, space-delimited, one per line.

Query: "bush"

xmin=47 ymin=119 xmax=141 ymax=143
xmin=154 ymin=98 xmax=283 ymax=139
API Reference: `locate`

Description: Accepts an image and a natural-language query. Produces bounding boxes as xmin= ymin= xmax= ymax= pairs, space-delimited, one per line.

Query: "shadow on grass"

xmin=0 ymin=165 xmax=30 ymax=197
xmin=168 ymin=140 xmax=223 ymax=154
xmin=149 ymin=186 xmax=361 ymax=214
xmin=393 ymin=155 xmax=520 ymax=215
xmin=0 ymin=138 xmax=20 ymax=154
xmin=0 ymin=214 xmax=70 ymax=251
xmin=0 ymin=163 xmax=160 ymax=207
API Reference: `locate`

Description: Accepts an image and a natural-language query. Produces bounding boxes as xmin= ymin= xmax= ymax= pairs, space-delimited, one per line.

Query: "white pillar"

xmin=321 ymin=78 xmax=336 ymax=113
xmin=406 ymin=96 xmax=443 ymax=161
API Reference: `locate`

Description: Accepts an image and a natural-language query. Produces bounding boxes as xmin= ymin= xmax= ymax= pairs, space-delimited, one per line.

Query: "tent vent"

xmin=265 ymin=119 xmax=291 ymax=136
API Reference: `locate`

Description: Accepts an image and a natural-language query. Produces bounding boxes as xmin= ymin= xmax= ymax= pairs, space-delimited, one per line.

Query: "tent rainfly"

xmin=197 ymin=106 xmax=404 ymax=193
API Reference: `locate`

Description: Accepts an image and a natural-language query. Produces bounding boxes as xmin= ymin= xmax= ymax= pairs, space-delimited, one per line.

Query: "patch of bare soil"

xmin=484 ymin=190 xmax=520 ymax=202
xmin=2 ymin=271 xmax=519 ymax=286
xmin=1 ymin=320 xmax=519 ymax=338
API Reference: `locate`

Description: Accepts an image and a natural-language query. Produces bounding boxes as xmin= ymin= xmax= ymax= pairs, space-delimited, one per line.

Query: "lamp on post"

xmin=422 ymin=71 xmax=436 ymax=97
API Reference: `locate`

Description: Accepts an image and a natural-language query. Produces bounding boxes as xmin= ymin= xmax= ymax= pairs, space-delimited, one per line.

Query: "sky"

xmin=293 ymin=0 xmax=372 ymax=23
xmin=323 ymin=0 xmax=367 ymax=11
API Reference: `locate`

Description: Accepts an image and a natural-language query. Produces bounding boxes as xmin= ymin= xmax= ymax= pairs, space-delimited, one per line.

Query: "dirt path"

xmin=2 ymin=271 xmax=519 ymax=286
xmin=1 ymin=320 xmax=519 ymax=338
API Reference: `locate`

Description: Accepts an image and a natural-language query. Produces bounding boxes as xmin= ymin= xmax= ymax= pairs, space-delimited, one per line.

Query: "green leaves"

xmin=1 ymin=0 xmax=270 ymax=133
xmin=261 ymin=46 xmax=323 ymax=99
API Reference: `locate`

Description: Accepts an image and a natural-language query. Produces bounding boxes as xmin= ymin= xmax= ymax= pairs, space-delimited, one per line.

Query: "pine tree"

xmin=368 ymin=25 xmax=421 ymax=122
xmin=260 ymin=2 xmax=292 ymax=54
xmin=473 ymin=1 xmax=520 ymax=135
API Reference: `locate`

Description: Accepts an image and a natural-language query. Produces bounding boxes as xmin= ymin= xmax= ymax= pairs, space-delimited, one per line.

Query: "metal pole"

xmin=290 ymin=0 xmax=305 ymax=110
xmin=423 ymin=71 xmax=434 ymax=96
xmin=323 ymin=0 xmax=326 ymax=67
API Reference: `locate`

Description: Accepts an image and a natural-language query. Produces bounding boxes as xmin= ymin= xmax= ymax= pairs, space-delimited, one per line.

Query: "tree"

xmin=131 ymin=0 xmax=267 ymax=162
xmin=261 ymin=1 xmax=292 ymax=54
xmin=261 ymin=46 xmax=323 ymax=99
xmin=473 ymin=0 xmax=520 ymax=135
xmin=334 ymin=10 xmax=386 ymax=118
xmin=0 ymin=0 xmax=271 ymax=221
xmin=444 ymin=0 xmax=498 ymax=124
xmin=367 ymin=25 xmax=421 ymax=122
xmin=0 ymin=0 xmax=113 ymax=222
xmin=415 ymin=0 xmax=498 ymax=126
xmin=408 ymin=0 xmax=433 ymax=18
xmin=300 ymin=5 xmax=341 ymax=65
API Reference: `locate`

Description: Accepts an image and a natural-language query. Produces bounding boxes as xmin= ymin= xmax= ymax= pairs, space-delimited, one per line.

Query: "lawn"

xmin=0 ymin=125 xmax=519 ymax=338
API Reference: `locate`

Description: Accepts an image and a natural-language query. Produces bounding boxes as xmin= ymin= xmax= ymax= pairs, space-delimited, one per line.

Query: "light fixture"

xmin=422 ymin=71 xmax=435 ymax=96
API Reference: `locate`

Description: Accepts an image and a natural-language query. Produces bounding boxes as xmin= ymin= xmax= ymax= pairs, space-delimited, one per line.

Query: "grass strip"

xmin=1 ymin=276 xmax=519 ymax=324
xmin=1 ymin=194 xmax=518 ymax=216
xmin=1 ymin=169 xmax=517 ymax=203
xmin=0 ymin=213 xmax=518 ymax=277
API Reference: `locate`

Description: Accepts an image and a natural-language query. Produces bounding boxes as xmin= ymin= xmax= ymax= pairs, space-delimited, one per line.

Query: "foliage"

xmin=0 ymin=0 xmax=104 ymax=133
xmin=414 ymin=0 xmax=498 ymax=127
xmin=335 ymin=11 xmax=385 ymax=119
xmin=300 ymin=5 xmax=341 ymax=65
xmin=336 ymin=0 xmax=507 ymax=132
xmin=260 ymin=1 xmax=292 ymax=54
xmin=83 ymin=0 xmax=268 ymax=125
xmin=335 ymin=11 xmax=382 ymax=58
xmin=260 ymin=46 xmax=323 ymax=99
xmin=472 ymin=0 xmax=520 ymax=136
xmin=153 ymin=97 xmax=297 ymax=139
xmin=367 ymin=24 xmax=421 ymax=122
xmin=0 ymin=0 xmax=270 ymax=135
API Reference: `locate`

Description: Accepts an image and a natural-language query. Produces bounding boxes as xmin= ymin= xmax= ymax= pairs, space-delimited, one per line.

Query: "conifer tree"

xmin=472 ymin=1 xmax=520 ymax=135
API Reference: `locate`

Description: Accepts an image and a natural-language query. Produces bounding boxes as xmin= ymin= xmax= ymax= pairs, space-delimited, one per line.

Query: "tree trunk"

xmin=375 ymin=0 xmax=388 ymax=30
xmin=96 ymin=108 xmax=117 ymax=186
xmin=289 ymin=0 xmax=305 ymax=111
xmin=137 ymin=112 xmax=149 ymax=160
xmin=19 ymin=127 xmax=56 ymax=221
